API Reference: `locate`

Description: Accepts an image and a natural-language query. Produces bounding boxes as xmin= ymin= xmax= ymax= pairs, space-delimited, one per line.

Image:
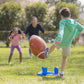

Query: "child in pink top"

xmin=8 ymin=27 xmax=25 ymax=64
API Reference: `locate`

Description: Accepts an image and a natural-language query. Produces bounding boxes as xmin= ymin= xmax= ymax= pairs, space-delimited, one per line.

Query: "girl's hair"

xmin=9 ymin=27 xmax=22 ymax=36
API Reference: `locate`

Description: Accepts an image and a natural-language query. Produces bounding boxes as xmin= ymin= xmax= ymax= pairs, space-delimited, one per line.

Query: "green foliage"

xmin=78 ymin=17 xmax=84 ymax=25
xmin=17 ymin=12 xmax=28 ymax=30
xmin=61 ymin=0 xmax=77 ymax=3
xmin=43 ymin=8 xmax=56 ymax=31
xmin=54 ymin=2 xmax=80 ymax=30
xmin=0 ymin=1 xmax=22 ymax=30
xmin=0 ymin=1 xmax=22 ymax=47
xmin=25 ymin=2 xmax=48 ymax=22
xmin=46 ymin=0 xmax=60 ymax=6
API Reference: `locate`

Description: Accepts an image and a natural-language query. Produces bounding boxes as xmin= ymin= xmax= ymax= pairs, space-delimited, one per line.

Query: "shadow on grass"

xmin=0 ymin=64 xmax=15 ymax=67
xmin=41 ymin=76 xmax=65 ymax=81
xmin=0 ymin=64 xmax=9 ymax=66
xmin=71 ymin=51 xmax=84 ymax=55
xmin=14 ymin=57 xmax=31 ymax=60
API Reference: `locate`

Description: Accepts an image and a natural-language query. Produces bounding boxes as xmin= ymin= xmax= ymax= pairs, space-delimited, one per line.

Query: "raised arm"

xmin=24 ymin=24 xmax=31 ymax=34
xmin=39 ymin=24 xmax=45 ymax=33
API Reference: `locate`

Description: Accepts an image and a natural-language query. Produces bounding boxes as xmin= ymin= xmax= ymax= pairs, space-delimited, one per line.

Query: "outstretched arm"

xmin=44 ymin=31 xmax=49 ymax=34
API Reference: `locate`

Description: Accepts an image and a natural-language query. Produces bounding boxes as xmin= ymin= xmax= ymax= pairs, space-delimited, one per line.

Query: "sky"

xmin=78 ymin=0 xmax=84 ymax=6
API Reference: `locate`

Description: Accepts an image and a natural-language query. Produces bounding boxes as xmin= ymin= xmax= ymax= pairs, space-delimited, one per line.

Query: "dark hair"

xmin=59 ymin=7 xmax=71 ymax=17
xmin=31 ymin=16 xmax=37 ymax=21
xmin=9 ymin=27 xmax=22 ymax=36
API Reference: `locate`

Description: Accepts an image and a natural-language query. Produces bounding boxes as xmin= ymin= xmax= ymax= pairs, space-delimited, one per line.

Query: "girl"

xmin=8 ymin=27 xmax=25 ymax=64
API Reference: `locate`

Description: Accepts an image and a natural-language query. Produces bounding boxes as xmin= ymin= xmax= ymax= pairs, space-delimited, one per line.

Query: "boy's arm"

xmin=74 ymin=22 xmax=84 ymax=37
xmin=55 ymin=21 xmax=64 ymax=43
xmin=39 ymin=24 xmax=45 ymax=33
xmin=24 ymin=24 xmax=30 ymax=34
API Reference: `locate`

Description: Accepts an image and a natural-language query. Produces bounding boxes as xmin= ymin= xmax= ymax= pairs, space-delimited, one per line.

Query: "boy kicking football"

xmin=45 ymin=7 xmax=84 ymax=76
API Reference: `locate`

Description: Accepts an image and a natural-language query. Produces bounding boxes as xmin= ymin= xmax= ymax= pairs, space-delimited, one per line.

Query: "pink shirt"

xmin=9 ymin=34 xmax=22 ymax=46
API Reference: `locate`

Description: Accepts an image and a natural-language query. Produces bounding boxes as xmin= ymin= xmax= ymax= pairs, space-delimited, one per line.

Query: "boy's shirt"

xmin=55 ymin=19 xmax=84 ymax=47
xmin=24 ymin=23 xmax=44 ymax=36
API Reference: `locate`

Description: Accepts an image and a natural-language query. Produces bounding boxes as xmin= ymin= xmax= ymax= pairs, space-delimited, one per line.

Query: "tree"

xmin=53 ymin=2 xmax=80 ymax=30
xmin=25 ymin=2 xmax=48 ymax=23
xmin=0 ymin=1 xmax=22 ymax=30
xmin=46 ymin=0 xmax=60 ymax=6
xmin=0 ymin=1 xmax=22 ymax=47
xmin=61 ymin=0 xmax=78 ymax=4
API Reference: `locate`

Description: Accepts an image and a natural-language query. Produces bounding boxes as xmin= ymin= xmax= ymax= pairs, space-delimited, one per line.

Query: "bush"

xmin=43 ymin=7 xmax=56 ymax=31
xmin=0 ymin=1 xmax=22 ymax=47
xmin=25 ymin=2 xmax=48 ymax=23
xmin=53 ymin=2 xmax=80 ymax=30
xmin=0 ymin=1 xmax=22 ymax=30
xmin=17 ymin=12 xmax=28 ymax=30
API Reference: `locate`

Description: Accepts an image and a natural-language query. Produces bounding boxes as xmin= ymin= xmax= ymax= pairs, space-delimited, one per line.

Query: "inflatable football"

xmin=29 ymin=35 xmax=47 ymax=59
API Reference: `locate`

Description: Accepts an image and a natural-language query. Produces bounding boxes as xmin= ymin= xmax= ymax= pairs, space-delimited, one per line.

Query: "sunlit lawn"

xmin=0 ymin=42 xmax=84 ymax=84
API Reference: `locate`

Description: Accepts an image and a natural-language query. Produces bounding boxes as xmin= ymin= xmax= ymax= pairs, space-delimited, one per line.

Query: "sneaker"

xmin=29 ymin=56 xmax=32 ymax=59
xmin=8 ymin=62 xmax=11 ymax=65
xmin=45 ymin=47 xmax=49 ymax=58
xmin=60 ymin=72 xmax=65 ymax=77
xmin=20 ymin=62 xmax=23 ymax=64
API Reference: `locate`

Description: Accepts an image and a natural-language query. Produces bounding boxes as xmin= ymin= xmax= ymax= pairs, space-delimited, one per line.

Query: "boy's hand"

xmin=56 ymin=41 xmax=61 ymax=44
xmin=44 ymin=31 xmax=49 ymax=34
xmin=74 ymin=37 xmax=77 ymax=40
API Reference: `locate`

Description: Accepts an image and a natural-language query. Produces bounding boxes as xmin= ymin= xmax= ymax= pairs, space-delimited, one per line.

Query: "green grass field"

xmin=0 ymin=43 xmax=84 ymax=84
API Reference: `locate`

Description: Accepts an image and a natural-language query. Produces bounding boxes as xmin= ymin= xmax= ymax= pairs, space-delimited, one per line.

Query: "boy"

xmin=24 ymin=16 xmax=48 ymax=58
xmin=24 ymin=16 xmax=45 ymax=58
xmin=45 ymin=7 xmax=84 ymax=76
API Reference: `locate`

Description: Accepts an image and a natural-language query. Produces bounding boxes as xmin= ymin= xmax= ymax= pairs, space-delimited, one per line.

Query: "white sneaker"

xmin=20 ymin=62 xmax=23 ymax=64
xmin=45 ymin=47 xmax=49 ymax=58
xmin=60 ymin=72 xmax=65 ymax=77
xmin=29 ymin=56 xmax=32 ymax=59
xmin=8 ymin=62 xmax=11 ymax=65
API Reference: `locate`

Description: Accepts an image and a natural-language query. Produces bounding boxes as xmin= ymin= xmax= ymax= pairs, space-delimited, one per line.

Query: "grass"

xmin=0 ymin=42 xmax=84 ymax=84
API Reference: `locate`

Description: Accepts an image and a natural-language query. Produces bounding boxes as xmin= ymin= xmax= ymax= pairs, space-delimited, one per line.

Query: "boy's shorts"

xmin=54 ymin=43 xmax=71 ymax=56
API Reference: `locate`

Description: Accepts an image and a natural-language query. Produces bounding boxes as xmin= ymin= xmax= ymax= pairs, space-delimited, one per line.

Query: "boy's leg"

xmin=45 ymin=44 xmax=56 ymax=58
xmin=8 ymin=46 xmax=15 ymax=64
xmin=16 ymin=45 xmax=22 ymax=63
xmin=28 ymin=36 xmax=32 ymax=58
xmin=60 ymin=56 xmax=67 ymax=75
xmin=29 ymin=48 xmax=32 ymax=58
xmin=48 ymin=44 xmax=56 ymax=55
xmin=60 ymin=47 xmax=71 ymax=76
